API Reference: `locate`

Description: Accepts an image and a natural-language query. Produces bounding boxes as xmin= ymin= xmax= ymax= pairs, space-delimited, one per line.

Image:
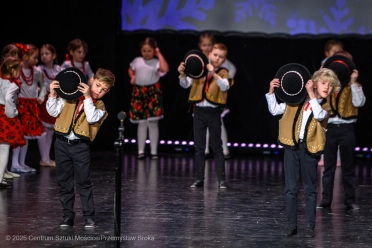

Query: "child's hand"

xmin=269 ymin=78 xmax=280 ymax=95
xmin=130 ymin=75 xmax=136 ymax=85
xmin=37 ymin=98 xmax=43 ymax=105
xmin=49 ymin=80 xmax=59 ymax=97
xmin=350 ymin=69 xmax=358 ymax=84
xmin=206 ymin=64 xmax=214 ymax=73
xmin=154 ymin=47 xmax=161 ymax=57
xmin=78 ymin=82 xmax=91 ymax=99
xmin=306 ymin=79 xmax=315 ymax=99
xmin=178 ymin=62 xmax=186 ymax=77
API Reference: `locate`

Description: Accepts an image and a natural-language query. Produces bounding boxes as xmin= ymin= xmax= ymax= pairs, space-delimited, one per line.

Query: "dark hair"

xmin=324 ymin=40 xmax=343 ymax=53
xmin=1 ymin=57 xmax=22 ymax=76
xmin=139 ymin=37 xmax=157 ymax=50
xmin=66 ymin=39 xmax=88 ymax=60
xmin=1 ymin=44 xmax=22 ymax=63
xmin=199 ymin=32 xmax=216 ymax=45
xmin=40 ymin=44 xmax=59 ymax=64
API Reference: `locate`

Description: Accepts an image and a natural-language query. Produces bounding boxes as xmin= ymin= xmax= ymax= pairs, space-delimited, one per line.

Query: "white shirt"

xmin=328 ymin=83 xmax=366 ymax=124
xmin=179 ymin=71 xmax=230 ymax=108
xmin=46 ymin=96 xmax=106 ymax=140
xmin=0 ymin=78 xmax=19 ymax=118
xmin=130 ymin=57 xmax=166 ymax=86
xmin=266 ymin=93 xmax=328 ymax=139
xmin=221 ymin=59 xmax=236 ymax=78
xmin=37 ymin=64 xmax=62 ymax=92
xmin=19 ymin=66 xmax=46 ymax=101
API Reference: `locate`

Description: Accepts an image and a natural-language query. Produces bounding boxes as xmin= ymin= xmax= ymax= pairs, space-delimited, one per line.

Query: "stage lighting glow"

xmin=167 ymin=141 xmax=172 ymax=144
xmin=131 ymin=139 xmax=136 ymax=143
xmin=363 ymin=147 xmax=368 ymax=152
xmin=124 ymin=139 xmax=129 ymax=143
xmin=256 ymin=144 xmax=261 ymax=148
xmin=355 ymin=147 xmax=360 ymax=151
xmin=174 ymin=141 xmax=180 ymax=145
xmin=241 ymin=143 xmax=246 ymax=147
xmin=146 ymin=140 xmax=150 ymax=144
xmin=160 ymin=140 xmax=165 ymax=144
xmin=189 ymin=141 xmax=194 ymax=145
xmin=263 ymin=144 xmax=269 ymax=148
xmin=233 ymin=143 xmax=239 ymax=147
xmin=227 ymin=142 xmax=231 ymax=147
xmin=182 ymin=141 xmax=187 ymax=145
xmin=248 ymin=143 xmax=254 ymax=147
xmin=270 ymin=144 xmax=276 ymax=148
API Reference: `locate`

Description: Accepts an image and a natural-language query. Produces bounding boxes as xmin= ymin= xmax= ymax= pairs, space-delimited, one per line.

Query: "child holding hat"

xmin=266 ymin=65 xmax=340 ymax=238
xmin=178 ymin=43 xmax=234 ymax=189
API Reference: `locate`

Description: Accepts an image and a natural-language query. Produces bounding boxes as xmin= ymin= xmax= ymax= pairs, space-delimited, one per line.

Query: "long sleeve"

xmin=309 ymin=98 xmax=328 ymax=121
xmin=265 ymin=93 xmax=286 ymax=116
xmin=83 ymin=98 xmax=106 ymax=124
xmin=216 ymin=77 xmax=230 ymax=91
xmin=351 ymin=83 xmax=366 ymax=107
xmin=179 ymin=76 xmax=193 ymax=88
xmin=4 ymin=83 xmax=19 ymax=118
xmin=46 ymin=96 xmax=66 ymax=117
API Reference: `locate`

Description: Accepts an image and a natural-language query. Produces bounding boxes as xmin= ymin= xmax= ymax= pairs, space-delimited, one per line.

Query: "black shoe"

xmin=60 ymin=217 xmax=74 ymax=227
xmin=190 ymin=180 xmax=204 ymax=188
xmin=85 ymin=218 xmax=96 ymax=228
xmin=224 ymin=154 xmax=231 ymax=160
xmin=304 ymin=228 xmax=315 ymax=238
xmin=219 ymin=181 xmax=228 ymax=189
xmin=316 ymin=202 xmax=331 ymax=208
xmin=346 ymin=203 xmax=359 ymax=210
xmin=0 ymin=182 xmax=13 ymax=189
xmin=281 ymin=226 xmax=297 ymax=236
xmin=138 ymin=153 xmax=145 ymax=159
xmin=151 ymin=154 xmax=158 ymax=160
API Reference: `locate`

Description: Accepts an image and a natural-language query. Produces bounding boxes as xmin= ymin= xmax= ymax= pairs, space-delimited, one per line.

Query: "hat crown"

xmin=59 ymin=70 xmax=83 ymax=94
xmin=55 ymin=67 xmax=87 ymax=100
xmin=280 ymin=71 xmax=305 ymax=96
xmin=183 ymin=49 xmax=209 ymax=79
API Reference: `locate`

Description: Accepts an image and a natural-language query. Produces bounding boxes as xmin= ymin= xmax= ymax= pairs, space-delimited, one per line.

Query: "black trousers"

xmin=322 ymin=123 xmax=356 ymax=205
xmin=284 ymin=143 xmax=318 ymax=229
xmin=193 ymin=106 xmax=225 ymax=181
xmin=54 ymin=138 xmax=95 ymax=220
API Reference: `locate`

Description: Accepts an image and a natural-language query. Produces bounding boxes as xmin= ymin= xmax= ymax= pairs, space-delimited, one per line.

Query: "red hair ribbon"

xmin=65 ymin=53 xmax=70 ymax=61
xmin=15 ymin=43 xmax=30 ymax=54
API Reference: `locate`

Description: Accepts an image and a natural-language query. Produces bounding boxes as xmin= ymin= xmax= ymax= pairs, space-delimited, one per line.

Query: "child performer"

xmin=178 ymin=43 xmax=234 ymax=189
xmin=37 ymin=44 xmax=62 ymax=166
xmin=266 ymin=65 xmax=339 ymax=238
xmin=198 ymin=32 xmax=236 ymax=159
xmin=0 ymin=57 xmax=26 ymax=188
xmin=61 ymin=39 xmax=94 ymax=81
xmin=47 ymin=68 xmax=115 ymax=228
xmin=10 ymin=43 xmax=46 ymax=173
xmin=128 ymin=37 xmax=169 ymax=159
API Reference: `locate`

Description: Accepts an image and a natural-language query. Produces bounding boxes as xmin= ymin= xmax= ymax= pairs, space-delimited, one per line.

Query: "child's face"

xmin=70 ymin=46 xmax=86 ymax=62
xmin=208 ymin=48 xmax=227 ymax=68
xmin=89 ymin=78 xmax=110 ymax=99
xmin=141 ymin=44 xmax=155 ymax=60
xmin=325 ymin=44 xmax=343 ymax=58
xmin=24 ymin=50 xmax=39 ymax=67
xmin=198 ymin=37 xmax=213 ymax=56
xmin=314 ymin=80 xmax=334 ymax=99
xmin=40 ymin=47 xmax=55 ymax=66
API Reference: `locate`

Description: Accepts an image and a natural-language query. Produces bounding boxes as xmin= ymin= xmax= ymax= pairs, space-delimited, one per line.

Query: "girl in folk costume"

xmin=37 ymin=44 xmax=62 ymax=166
xmin=61 ymin=39 xmax=94 ymax=81
xmin=0 ymin=57 xmax=26 ymax=188
xmin=10 ymin=43 xmax=46 ymax=173
xmin=0 ymin=44 xmax=23 ymax=179
xmin=128 ymin=37 xmax=169 ymax=159
xmin=198 ymin=32 xmax=236 ymax=159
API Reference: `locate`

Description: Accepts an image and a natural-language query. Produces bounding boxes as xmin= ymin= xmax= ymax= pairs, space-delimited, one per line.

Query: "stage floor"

xmin=1 ymin=149 xmax=372 ymax=248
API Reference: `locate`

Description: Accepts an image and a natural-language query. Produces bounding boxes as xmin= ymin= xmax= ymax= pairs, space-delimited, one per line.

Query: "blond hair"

xmin=94 ymin=68 xmax=115 ymax=87
xmin=312 ymin=68 xmax=340 ymax=94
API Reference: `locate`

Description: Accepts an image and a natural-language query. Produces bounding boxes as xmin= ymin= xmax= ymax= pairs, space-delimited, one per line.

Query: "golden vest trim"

xmin=54 ymin=100 xmax=108 ymax=142
xmin=328 ymin=84 xmax=359 ymax=120
xmin=188 ymin=68 xmax=234 ymax=105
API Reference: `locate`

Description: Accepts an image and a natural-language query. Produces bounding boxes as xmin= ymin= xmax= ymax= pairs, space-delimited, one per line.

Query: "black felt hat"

xmin=323 ymin=55 xmax=356 ymax=86
xmin=55 ymin=67 xmax=88 ymax=100
xmin=274 ymin=63 xmax=311 ymax=105
xmin=183 ymin=49 xmax=209 ymax=79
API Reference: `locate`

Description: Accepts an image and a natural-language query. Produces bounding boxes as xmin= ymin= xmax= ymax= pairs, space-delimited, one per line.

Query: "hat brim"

xmin=183 ymin=49 xmax=209 ymax=79
xmin=55 ymin=67 xmax=88 ymax=100
xmin=274 ymin=63 xmax=311 ymax=105
xmin=322 ymin=55 xmax=356 ymax=86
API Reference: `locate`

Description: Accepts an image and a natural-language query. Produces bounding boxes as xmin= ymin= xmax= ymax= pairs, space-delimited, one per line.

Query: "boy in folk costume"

xmin=266 ymin=64 xmax=340 ymax=238
xmin=178 ymin=44 xmax=234 ymax=189
xmin=47 ymin=67 xmax=115 ymax=227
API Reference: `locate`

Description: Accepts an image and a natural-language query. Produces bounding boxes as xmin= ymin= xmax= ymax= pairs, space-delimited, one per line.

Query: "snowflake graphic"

xmin=121 ymin=0 xmax=214 ymax=31
xmin=235 ymin=0 xmax=281 ymax=26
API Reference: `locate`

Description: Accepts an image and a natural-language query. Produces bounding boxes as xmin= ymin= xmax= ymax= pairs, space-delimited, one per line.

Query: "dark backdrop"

xmin=2 ymin=0 xmax=371 ymax=150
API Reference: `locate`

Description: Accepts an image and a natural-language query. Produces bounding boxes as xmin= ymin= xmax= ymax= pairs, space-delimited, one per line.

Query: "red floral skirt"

xmin=39 ymin=94 xmax=56 ymax=126
xmin=129 ymin=82 xmax=164 ymax=123
xmin=18 ymin=98 xmax=45 ymax=138
xmin=0 ymin=105 xmax=26 ymax=148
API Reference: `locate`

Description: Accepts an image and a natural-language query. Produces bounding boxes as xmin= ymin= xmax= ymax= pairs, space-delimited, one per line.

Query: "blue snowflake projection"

xmin=121 ymin=0 xmax=214 ymax=31
xmin=235 ymin=0 xmax=280 ymax=26
xmin=287 ymin=0 xmax=364 ymax=35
